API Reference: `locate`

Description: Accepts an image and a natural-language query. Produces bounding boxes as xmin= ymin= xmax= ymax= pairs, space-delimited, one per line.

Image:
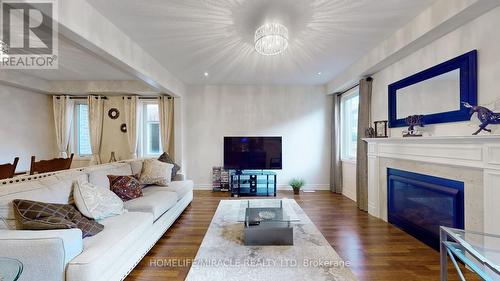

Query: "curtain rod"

xmin=54 ymin=95 xmax=173 ymax=100
xmin=334 ymin=77 xmax=373 ymax=96
xmin=338 ymin=84 xmax=359 ymax=96
xmin=54 ymin=96 xmax=108 ymax=100
xmin=123 ymin=96 xmax=172 ymax=100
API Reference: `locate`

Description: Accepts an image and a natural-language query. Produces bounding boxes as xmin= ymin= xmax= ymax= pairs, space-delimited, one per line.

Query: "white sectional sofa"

xmin=0 ymin=159 xmax=193 ymax=281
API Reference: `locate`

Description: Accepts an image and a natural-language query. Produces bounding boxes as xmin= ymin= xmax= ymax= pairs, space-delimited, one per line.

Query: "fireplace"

xmin=387 ymin=168 xmax=464 ymax=250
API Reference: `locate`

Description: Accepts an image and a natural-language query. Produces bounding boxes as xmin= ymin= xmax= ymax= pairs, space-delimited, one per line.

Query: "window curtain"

xmin=330 ymin=94 xmax=342 ymax=193
xmin=123 ymin=96 xmax=141 ymax=159
xmin=52 ymin=96 xmax=74 ymax=158
xmin=356 ymin=77 xmax=373 ymax=211
xmin=87 ymin=96 xmax=104 ymax=165
xmin=159 ymin=96 xmax=174 ymax=157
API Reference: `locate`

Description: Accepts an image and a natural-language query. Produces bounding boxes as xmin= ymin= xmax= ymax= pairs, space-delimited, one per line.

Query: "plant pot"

xmin=293 ymin=189 xmax=300 ymax=195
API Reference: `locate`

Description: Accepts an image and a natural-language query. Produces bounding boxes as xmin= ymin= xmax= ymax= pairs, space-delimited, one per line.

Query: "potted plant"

xmin=289 ymin=178 xmax=305 ymax=195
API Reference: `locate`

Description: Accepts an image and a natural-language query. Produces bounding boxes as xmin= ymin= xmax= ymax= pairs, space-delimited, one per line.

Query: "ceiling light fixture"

xmin=317 ymin=72 xmax=322 ymax=76
xmin=254 ymin=23 xmax=288 ymax=56
xmin=204 ymin=72 xmax=209 ymax=77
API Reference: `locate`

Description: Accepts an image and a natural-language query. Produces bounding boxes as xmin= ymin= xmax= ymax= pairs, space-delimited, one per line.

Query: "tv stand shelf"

xmin=230 ymin=170 xmax=276 ymax=197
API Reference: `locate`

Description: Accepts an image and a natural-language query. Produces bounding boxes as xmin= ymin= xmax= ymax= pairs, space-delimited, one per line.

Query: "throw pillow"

xmin=107 ymin=175 xmax=143 ymax=201
xmin=73 ymin=181 xmax=125 ymax=220
xmin=158 ymin=152 xmax=181 ymax=180
xmin=12 ymin=199 xmax=104 ymax=238
xmin=139 ymin=159 xmax=173 ymax=186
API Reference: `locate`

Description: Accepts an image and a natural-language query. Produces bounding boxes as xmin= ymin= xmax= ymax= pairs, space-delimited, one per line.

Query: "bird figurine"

xmin=463 ymin=102 xmax=500 ymax=135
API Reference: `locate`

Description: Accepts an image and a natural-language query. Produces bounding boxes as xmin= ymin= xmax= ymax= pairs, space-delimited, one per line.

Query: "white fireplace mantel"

xmin=363 ymin=135 xmax=500 ymax=235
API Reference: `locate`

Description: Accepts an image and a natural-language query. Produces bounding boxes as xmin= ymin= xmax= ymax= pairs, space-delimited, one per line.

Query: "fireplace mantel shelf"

xmin=363 ymin=134 xmax=500 ymax=171
xmin=364 ymin=133 xmax=500 ymax=237
xmin=363 ymin=134 xmax=500 ymax=143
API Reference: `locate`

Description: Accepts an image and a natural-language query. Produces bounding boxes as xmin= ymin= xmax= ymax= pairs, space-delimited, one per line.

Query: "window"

xmin=142 ymin=103 xmax=161 ymax=156
xmin=74 ymin=102 xmax=92 ymax=157
xmin=340 ymin=87 xmax=359 ymax=160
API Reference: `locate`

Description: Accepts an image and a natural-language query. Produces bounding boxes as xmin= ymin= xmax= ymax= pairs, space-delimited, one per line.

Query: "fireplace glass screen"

xmin=387 ymin=168 xmax=464 ymax=250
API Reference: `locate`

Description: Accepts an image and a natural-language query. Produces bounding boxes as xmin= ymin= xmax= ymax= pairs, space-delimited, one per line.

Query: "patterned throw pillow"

xmin=158 ymin=152 xmax=181 ymax=180
xmin=139 ymin=159 xmax=174 ymax=186
xmin=12 ymin=199 xmax=104 ymax=238
xmin=73 ymin=181 xmax=125 ymax=220
xmin=107 ymin=175 xmax=143 ymax=201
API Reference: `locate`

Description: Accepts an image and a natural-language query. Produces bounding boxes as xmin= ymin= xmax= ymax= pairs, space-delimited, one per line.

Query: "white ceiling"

xmin=11 ymin=37 xmax=134 ymax=81
xmin=87 ymin=0 xmax=435 ymax=85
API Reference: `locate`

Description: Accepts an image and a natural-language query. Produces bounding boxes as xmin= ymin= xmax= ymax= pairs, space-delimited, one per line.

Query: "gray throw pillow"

xmin=13 ymin=199 xmax=104 ymax=238
xmin=158 ymin=152 xmax=180 ymax=180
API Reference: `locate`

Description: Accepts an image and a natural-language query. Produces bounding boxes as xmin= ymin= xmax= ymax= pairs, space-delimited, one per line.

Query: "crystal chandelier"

xmin=254 ymin=23 xmax=288 ymax=56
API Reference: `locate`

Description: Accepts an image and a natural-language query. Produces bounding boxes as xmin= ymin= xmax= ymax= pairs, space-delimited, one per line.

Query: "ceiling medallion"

xmin=254 ymin=23 xmax=288 ymax=56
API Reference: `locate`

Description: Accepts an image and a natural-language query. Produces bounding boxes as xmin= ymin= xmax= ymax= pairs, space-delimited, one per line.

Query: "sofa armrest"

xmin=0 ymin=229 xmax=83 ymax=281
xmin=173 ymin=173 xmax=185 ymax=181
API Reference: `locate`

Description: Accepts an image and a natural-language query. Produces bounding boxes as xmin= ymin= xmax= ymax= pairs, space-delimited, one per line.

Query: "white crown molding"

xmin=0 ymin=72 xmax=51 ymax=94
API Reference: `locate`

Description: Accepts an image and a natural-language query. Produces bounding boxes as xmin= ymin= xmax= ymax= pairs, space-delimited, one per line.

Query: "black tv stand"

xmin=230 ymin=170 xmax=277 ymax=197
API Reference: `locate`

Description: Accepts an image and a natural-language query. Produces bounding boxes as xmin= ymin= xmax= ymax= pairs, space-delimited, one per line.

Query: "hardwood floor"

xmin=125 ymin=190 xmax=479 ymax=281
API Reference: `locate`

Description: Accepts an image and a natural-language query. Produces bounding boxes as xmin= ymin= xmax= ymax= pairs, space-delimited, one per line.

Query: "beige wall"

xmin=100 ymin=97 xmax=131 ymax=162
xmin=185 ymin=85 xmax=331 ymax=190
xmin=0 ymin=89 xmax=141 ymax=171
xmin=73 ymin=96 xmax=141 ymax=168
xmin=0 ymin=85 xmax=57 ymax=172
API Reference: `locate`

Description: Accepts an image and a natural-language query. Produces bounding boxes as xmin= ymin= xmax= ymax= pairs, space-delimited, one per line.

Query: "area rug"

xmin=185 ymin=199 xmax=357 ymax=281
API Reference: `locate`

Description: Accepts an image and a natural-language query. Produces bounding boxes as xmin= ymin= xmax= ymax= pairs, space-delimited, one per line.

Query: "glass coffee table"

xmin=440 ymin=226 xmax=500 ymax=281
xmin=0 ymin=258 xmax=23 ymax=281
xmin=238 ymin=199 xmax=299 ymax=246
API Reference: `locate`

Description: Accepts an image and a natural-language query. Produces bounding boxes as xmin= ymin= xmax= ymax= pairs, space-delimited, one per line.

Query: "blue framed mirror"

xmin=388 ymin=50 xmax=477 ymax=128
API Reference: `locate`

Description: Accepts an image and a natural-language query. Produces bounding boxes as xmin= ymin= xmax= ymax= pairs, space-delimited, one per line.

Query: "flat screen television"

xmin=224 ymin=136 xmax=282 ymax=170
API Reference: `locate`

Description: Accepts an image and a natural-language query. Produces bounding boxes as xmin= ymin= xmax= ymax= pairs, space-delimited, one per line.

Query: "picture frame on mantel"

xmin=374 ymin=120 xmax=388 ymax=138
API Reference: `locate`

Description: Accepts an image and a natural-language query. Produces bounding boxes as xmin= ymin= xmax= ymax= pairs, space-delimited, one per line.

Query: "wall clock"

xmin=108 ymin=108 xmax=120 ymax=119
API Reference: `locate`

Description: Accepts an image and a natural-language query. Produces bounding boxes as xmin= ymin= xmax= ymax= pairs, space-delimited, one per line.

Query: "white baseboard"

xmin=193 ymin=184 xmax=331 ymax=191
xmin=194 ymin=184 xmax=212 ymax=190
xmin=342 ymin=189 xmax=356 ymax=202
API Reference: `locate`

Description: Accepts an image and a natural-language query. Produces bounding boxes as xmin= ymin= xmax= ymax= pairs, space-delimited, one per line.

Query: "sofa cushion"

xmin=128 ymin=160 xmax=144 ymax=176
xmin=86 ymin=163 xmax=133 ymax=189
xmin=167 ymin=180 xmax=193 ymax=199
xmin=13 ymin=199 xmax=104 ymax=238
xmin=73 ymin=181 xmax=124 ymax=220
xmin=158 ymin=152 xmax=180 ymax=180
xmin=107 ymin=175 xmax=143 ymax=202
xmin=139 ymin=159 xmax=173 ymax=186
xmin=123 ymin=188 xmax=177 ymax=220
xmin=0 ymin=175 xmax=85 ymax=222
xmin=67 ymin=212 xmax=153 ymax=281
xmin=146 ymin=180 xmax=193 ymax=201
xmin=40 ymin=174 xmax=88 ymax=205
xmin=55 ymin=170 xmax=88 ymax=182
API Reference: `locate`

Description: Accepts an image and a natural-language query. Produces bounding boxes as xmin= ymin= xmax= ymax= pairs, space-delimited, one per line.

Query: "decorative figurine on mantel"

xmin=403 ymin=115 xmax=424 ymax=137
xmin=463 ymin=102 xmax=500 ymax=135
